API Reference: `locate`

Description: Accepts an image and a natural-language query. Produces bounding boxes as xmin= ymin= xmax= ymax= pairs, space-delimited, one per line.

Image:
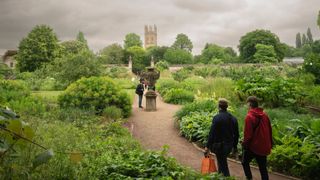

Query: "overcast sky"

xmin=0 ymin=0 xmax=319 ymax=55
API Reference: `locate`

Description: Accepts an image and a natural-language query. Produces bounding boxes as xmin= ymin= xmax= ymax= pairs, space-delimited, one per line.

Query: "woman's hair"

xmin=246 ymin=96 xmax=259 ymax=108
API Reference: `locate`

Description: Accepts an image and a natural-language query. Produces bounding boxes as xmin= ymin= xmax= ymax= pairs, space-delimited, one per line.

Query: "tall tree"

xmin=98 ymin=43 xmax=124 ymax=64
xmin=126 ymin=46 xmax=146 ymax=73
xmin=296 ymin=33 xmax=302 ymax=48
xmin=124 ymin=33 xmax=142 ymax=49
xmin=238 ymin=29 xmax=284 ymax=63
xmin=76 ymin=31 xmax=89 ymax=49
xmin=16 ymin=25 xmax=61 ymax=72
xmin=172 ymin=33 xmax=193 ymax=52
xmin=253 ymin=44 xmax=278 ymax=63
xmin=318 ymin=10 xmax=320 ymax=29
xmin=163 ymin=48 xmax=193 ymax=64
xmin=307 ymin=27 xmax=313 ymax=43
xmin=61 ymin=40 xmax=88 ymax=56
xmin=302 ymin=34 xmax=307 ymax=45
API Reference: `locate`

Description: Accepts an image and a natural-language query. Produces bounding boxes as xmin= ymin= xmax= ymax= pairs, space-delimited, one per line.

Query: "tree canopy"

xmin=98 ymin=44 xmax=124 ymax=64
xmin=126 ymin=46 xmax=146 ymax=73
xmin=61 ymin=40 xmax=88 ymax=56
xmin=124 ymin=33 xmax=142 ymax=49
xmin=238 ymin=29 xmax=284 ymax=63
xmin=171 ymin=34 xmax=193 ymax=52
xmin=163 ymin=48 xmax=193 ymax=64
xmin=76 ymin=31 xmax=89 ymax=49
xmin=253 ymin=44 xmax=278 ymax=63
xmin=16 ymin=25 xmax=61 ymax=72
xmin=318 ymin=10 xmax=320 ymax=29
xmin=296 ymin=33 xmax=302 ymax=48
xmin=145 ymin=46 xmax=169 ymax=63
xmin=200 ymin=44 xmax=236 ymax=64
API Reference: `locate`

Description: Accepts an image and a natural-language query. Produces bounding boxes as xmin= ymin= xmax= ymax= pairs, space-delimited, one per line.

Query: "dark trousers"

xmin=242 ymin=150 xmax=269 ymax=180
xmin=214 ymin=143 xmax=233 ymax=176
xmin=138 ymin=94 xmax=143 ymax=107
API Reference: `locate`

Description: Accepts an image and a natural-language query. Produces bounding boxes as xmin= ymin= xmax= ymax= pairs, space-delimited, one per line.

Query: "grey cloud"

xmin=0 ymin=0 xmax=320 ymax=55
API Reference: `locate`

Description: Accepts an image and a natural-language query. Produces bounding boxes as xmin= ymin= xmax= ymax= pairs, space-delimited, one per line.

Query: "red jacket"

xmin=242 ymin=107 xmax=273 ymax=156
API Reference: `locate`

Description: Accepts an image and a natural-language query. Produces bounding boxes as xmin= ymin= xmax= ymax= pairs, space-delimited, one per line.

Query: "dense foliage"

xmin=164 ymin=48 xmax=193 ymax=64
xmin=163 ymin=88 xmax=194 ymax=105
xmin=58 ymin=76 xmax=132 ymax=117
xmin=124 ymin=33 xmax=142 ymax=49
xmin=239 ymin=29 xmax=284 ymax=63
xmin=16 ymin=25 xmax=61 ymax=72
xmin=98 ymin=43 xmax=125 ymax=64
xmin=171 ymin=33 xmax=193 ymax=52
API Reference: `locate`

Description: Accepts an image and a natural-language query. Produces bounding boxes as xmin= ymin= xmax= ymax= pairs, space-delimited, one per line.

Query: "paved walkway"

xmin=127 ymin=95 xmax=295 ymax=180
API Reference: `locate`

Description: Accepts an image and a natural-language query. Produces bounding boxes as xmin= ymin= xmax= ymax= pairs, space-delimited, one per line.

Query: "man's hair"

xmin=218 ymin=98 xmax=228 ymax=110
xmin=247 ymin=96 xmax=259 ymax=108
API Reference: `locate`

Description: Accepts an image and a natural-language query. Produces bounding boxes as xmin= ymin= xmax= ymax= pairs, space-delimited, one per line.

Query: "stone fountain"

xmin=141 ymin=67 xmax=160 ymax=111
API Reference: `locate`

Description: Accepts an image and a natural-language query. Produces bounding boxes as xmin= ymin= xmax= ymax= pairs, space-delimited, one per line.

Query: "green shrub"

xmin=163 ymin=88 xmax=194 ymax=105
xmin=58 ymin=76 xmax=132 ymax=117
xmin=306 ymin=85 xmax=320 ymax=106
xmin=155 ymin=60 xmax=169 ymax=71
xmin=156 ymin=79 xmax=181 ymax=96
xmin=181 ymin=77 xmax=207 ymax=92
xmin=268 ymin=136 xmax=320 ymax=179
xmin=8 ymin=96 xmax=46 ymax=116
xmin=105 ymin=66 xmax=132 ymax=78
xmin=198 ymin=78 xmax=237 ymax=103
xmin=236 ymin=75 xmax=305 ymax=108
xmin=179 ymin=111 xmax=213 ymax=145
xmin=113 ymin=78 xmax=136 ymax=89
xmin=103 ymin=106 xmax=123 ymax=121
xmin=0 ymin=80 xmax=30 ymax=103
xmin=175 ymin=99 xmax=217 ymax=120
xmin=304 ymin=53 xmax=320 ymax=84
xmin=172 ymin=69 xmax=191 ymax=82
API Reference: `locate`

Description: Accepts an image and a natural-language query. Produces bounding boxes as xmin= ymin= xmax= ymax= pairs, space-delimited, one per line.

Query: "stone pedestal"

xmin=145 ymin=90 xmax=157 ymax=111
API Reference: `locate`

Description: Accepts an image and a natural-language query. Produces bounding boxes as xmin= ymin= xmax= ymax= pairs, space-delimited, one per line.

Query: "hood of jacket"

xmin=248 ymin=107 xmax=265 ymax=118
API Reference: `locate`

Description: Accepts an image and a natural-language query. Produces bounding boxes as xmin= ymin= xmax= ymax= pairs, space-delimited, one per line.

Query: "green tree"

xmin=304 ymin=53 xmax=320 ymax=84
xmin=61 ymin=40 xmax=88 ymax=55
xmin=200 ymin=44 xmax=233 ymax=64
xmin=76 ymin=31 xmax=89 ymax=49
xmin=224 ymin=47 xmax=237 ymax=57
xmin=302 ymin=34 xmax=307 ymax=46
xmin=54 ymin=50 xmax=103 ymax=88
xmin=163 ymin=48 xmax=193 ymax=64
xmin=145 ymin=46 xmax=169 ymax=63
xmin=296 ymin=33 xmax=302 ymax=48
xmin=172 ymin=34 xmax=193 ymax=52
xmin=307 ymin=27 xmax=313 ymax=43
xmin=318 ymin=10 xmax=320 ymax=29
xmin=312 ymin=40 xmax=320 ymax=54
xmin=126 ymin=46 xmax=146 ymax=73
xmin=98 ymin=44 xmax=124 ymax=64
xmin=16 ymin=25 xmax=61 ymax=72
xmin=124 ymin=33 xmax=142 ymax=49
xmin=238 ymin=29 xmax=284 ymax=63
xmin=253 ymin=44 xmax=278 ymax=63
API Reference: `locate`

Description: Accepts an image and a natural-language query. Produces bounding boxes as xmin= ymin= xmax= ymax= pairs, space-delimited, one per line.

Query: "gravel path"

xmin=127 ymin=95 xmax=294 ymax=180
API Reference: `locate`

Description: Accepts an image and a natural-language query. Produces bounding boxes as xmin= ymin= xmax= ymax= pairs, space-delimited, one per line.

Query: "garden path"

xmin=127 ymin=95 xmax=293 ymax=180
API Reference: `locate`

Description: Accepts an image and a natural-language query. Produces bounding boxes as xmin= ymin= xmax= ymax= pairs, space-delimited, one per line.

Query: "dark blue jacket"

xmin=207 ymin=110 xmax=239 ymax=149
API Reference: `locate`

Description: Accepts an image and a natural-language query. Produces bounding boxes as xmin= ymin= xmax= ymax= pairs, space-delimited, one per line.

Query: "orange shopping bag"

xmin=201 ymin=155 xmax=217 ymax=174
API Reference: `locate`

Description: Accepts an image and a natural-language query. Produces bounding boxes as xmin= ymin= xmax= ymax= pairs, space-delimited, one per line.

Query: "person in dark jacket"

xmin=205 ymin=98 xmax=239 ymax=176
xmin=242 ymin=96 xmax=273 ymax=180
xmin=135 ymin=78 xmax=145 ymax=108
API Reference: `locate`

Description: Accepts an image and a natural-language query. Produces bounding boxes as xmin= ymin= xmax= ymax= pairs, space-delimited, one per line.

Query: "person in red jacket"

xmin=242 ymin=96 xmax=273 ymax=180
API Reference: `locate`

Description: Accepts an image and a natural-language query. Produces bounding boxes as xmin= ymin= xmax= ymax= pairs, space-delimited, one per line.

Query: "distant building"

xmin=283 ymin=57 xmax=304 ymax=65
xmin=2 ymin=50 xmax=17 ymax=68
xmin=144 ymin=25 xmax=157 ymax=48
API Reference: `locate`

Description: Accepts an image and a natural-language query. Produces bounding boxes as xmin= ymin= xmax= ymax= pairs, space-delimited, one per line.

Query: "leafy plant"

xmin=163 ymin=88 xmax=194 ymax=105
xmin=58 ymin=76 xmax=132 ymax=117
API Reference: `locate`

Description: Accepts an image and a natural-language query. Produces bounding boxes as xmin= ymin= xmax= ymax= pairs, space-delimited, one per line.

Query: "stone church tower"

xmin=144 ymin=25 xmax=157 ymax=48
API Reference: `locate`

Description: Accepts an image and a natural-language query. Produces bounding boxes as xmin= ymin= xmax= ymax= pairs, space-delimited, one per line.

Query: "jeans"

xmin=138 ymin=94 xmax=143 ymax=107
xmin=214 ymin=142 xmax=233 ymax=176
xmin=242 ymin=149 xmax=268 ymax=180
